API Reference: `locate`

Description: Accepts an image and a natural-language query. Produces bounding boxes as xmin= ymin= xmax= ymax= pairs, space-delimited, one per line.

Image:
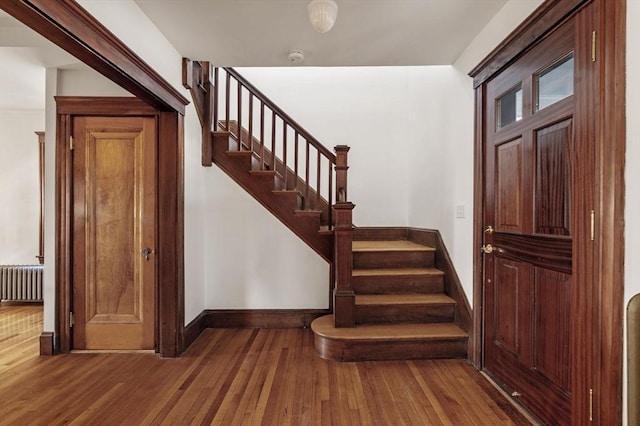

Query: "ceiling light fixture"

xmin=308 ymin=0 xmax=338 ymax=33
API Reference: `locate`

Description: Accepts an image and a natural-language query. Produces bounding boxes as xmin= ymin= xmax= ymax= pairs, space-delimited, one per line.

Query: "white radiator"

xmin=0 ymin=265 xmax=44 ymax=302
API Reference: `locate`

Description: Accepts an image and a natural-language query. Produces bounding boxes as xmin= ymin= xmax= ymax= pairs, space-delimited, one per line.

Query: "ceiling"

xmin=0 ymin=0 xmax=512 ymax=110
xmin=134 ymin=0 xmax=509 ymax=67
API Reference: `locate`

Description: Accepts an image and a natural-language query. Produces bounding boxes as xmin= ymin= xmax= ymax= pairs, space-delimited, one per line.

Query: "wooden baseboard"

xmin=182 ymin=309 xmax=330 ymax=352
xmin=205 ymin=309 xmax=329 ymax=328
xmin=40 ymin=331 xmax=54 ymax=356
xmin=183 ymin=311 xmax=208 ymax=352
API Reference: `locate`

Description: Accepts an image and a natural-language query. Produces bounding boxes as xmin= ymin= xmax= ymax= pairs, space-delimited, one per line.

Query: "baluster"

xmin=271 ymin=112 xmax=276 ymax=172
xmin=305 ymin=140 xmax=310 ymax=210
xmin=237 ymin=81 xmax=242 ymax=150
xmin=225 ymin=71 xmax=230 ymax=132
xmin=213 ymin=67 xmax=219 ymax=131
xmin=283 ymin=122 xmax=288 ymax=189
xmin=248 ymin=94 xmax=254 ymax=153
xmin=328 ymin=159 xmax=333 ymax=228
xmin=316 ymin=150 xmax=321 ymax=203
xmin=260 ymin=102 xmax=265 ymax=170
xmin=294 ymin=132 xmax=299 ymax=192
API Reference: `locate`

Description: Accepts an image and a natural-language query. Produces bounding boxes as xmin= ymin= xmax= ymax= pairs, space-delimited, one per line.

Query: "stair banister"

xmin=220 ymin=67 xmax=336 ymax=163
xmin=184 ymin=58 xmax=356 ymax=328
xmin=333 ymin=146 xmax=355 ymax=327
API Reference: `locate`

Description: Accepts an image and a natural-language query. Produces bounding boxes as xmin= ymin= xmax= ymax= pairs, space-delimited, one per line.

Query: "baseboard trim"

xmin=206 ymin=309 xmax=329 ymax=328
xmin=183 ymin=310 xmax=209 ymax=352
xmin=40 ymin=331 xmax=54 ymax=356
xmin=182 ymin=309 xmax=330 ymax=352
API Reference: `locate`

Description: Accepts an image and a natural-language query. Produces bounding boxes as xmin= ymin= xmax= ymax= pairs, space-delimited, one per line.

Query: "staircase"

xmin=182 ymin=60 xmax=470 ymax=362
xmin=311 ymin=230 xmax=468 ymax=361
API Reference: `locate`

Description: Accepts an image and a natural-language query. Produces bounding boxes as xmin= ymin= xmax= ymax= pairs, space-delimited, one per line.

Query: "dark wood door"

xmin=483 ymin=19 xmax=576 ymax=424
xmin=72 ymin=116 xmax=156 ymax=350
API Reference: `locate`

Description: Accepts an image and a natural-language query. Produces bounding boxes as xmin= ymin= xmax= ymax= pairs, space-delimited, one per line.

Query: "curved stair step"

xmin=311 ymin=315 xmax=468 ymax=361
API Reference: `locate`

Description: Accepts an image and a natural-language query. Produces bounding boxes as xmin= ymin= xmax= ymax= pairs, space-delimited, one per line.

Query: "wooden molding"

xmin=183 ymin=310 xmax=208 ymax=352
xmin=202 ymin=309 xmax=329 ymax=329
xmin=39 ymin=331 xmax=54 ymax=355
xmin=469 ymin=0 xmax=587 ymax=87
xmin=184 ymin=309 xmax=331 ymax=352
xmin=54 ymin=98 xmax=185 ymax=358
xmin=0 ymin=0 xmax=189 ymax=113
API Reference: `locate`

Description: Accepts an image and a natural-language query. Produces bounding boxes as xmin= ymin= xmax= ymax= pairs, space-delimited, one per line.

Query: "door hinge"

xmin=590 ymin=210 xmax=595 ymax=241
xmin=69 ymin=311 xmax=75 ymax=328
xmin=589 ymin=388 xmax=593 ymax=421
xmin=592 ymin=31 xmax=597 ymax=62
xmin=69 ymin=135 xmax=74 ymax=151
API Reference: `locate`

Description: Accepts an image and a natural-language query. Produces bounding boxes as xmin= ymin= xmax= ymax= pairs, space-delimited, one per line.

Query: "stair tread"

xmin=353 ymin=240 xmax=435 ymax=252
xmin=353 ymin=267 xmax=443 ymax=277
xmin=355 ymin=294 xmax=455 ymax=306
xmin=311 ymin=315 xmax=467 ymax=341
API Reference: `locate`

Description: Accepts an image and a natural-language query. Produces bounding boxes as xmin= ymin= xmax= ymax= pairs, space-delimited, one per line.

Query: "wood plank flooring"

xmin=0 ymin=304 xmax=533 ymax=425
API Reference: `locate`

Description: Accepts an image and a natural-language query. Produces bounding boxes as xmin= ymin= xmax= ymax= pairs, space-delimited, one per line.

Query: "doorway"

xmin=56 ymin=97 xmax=163 ymax=352
xmin=482 ymin=18 xmax=575 ymax=424
xmin=471 ymin=0 xmax=626 ymax=423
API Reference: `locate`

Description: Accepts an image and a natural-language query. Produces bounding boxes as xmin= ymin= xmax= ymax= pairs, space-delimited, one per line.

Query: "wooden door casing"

xmin=482 ymin=19 xmax=575 ymax=424
xmin=72 ymin=116 xmax=156 ymax=350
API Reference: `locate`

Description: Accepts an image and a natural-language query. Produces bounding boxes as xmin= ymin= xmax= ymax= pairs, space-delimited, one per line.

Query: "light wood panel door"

xmin=72 ymin=116 xmax=156 ymax=350
xmin=482 ymin=19 xmax=576 ymax=424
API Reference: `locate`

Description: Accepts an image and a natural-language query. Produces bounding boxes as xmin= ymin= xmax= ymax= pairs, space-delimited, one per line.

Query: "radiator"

xmin=0 ymin=265 xmax=44 ymax=302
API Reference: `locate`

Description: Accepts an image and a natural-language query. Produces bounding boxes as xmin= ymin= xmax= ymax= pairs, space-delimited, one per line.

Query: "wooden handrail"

xmin=222 ymin=67 xmax=336 ymax=163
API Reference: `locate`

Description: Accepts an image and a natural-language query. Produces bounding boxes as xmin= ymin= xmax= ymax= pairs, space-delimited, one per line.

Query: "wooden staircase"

xmin=311 ymin=232 xmax=468 ymax=361
xmin=211 ymin=129 xmax=334 ymax=260
xmin=182 ymin=60 xmax=470 ymax=362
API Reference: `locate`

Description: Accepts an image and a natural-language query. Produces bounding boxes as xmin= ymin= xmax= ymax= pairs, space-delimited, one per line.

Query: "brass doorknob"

xmin=141 ymin=248 xmax=154 ymax=260
xmin=484 ymin=226 xmax=494 ymax=234
xmin=481 ymin=244 xmax=504 ymax=254
xmin=481 ymin=244 xmax=495 ymax=254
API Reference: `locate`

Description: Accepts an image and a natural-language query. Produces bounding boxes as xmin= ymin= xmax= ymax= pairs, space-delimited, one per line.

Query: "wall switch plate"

xmin=455 ymin=205 xmax=465 ymax=219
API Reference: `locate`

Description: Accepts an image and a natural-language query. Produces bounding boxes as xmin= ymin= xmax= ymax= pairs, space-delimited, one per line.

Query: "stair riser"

xmin=314 ymin=335 xmax=467 ymax=362
xmin=353 ymin=251 xmax=434 ymax=269
xmin=352 ymin=275 xmax=444 ymax=294
xmin=355 ymin=305 xmax=454 ymax=324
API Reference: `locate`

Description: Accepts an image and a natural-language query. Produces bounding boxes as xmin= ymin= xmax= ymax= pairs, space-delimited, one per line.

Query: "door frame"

xmin=470 ymin=0 xmax=625 ymax=423
xmin=0 ymin=0 xmax=189 ymax=357
xmin=58 ymin=98 xmax=160 ymax=352
xmin=55 ymin=98 xmax=184 ymax=356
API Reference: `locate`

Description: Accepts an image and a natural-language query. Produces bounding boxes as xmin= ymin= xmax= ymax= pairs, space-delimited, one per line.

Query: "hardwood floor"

xmin=0 ymin=304 xmax=532 ymax=425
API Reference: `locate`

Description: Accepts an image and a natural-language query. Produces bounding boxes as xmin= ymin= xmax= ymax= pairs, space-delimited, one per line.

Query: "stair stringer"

xmin=212 ymin=131 xmax=332 ymax=261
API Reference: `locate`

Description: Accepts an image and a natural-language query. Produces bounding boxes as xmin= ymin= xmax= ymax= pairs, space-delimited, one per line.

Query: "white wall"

xmin=0 ymin=110 xmax=44 ymax=264
xmin=77 ymin=0 xmax=330 ymax=316
xmin=624 ymin=1 xmax=640 ymax=423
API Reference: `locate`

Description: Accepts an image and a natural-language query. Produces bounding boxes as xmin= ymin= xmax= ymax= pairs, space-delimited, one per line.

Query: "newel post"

xmin=333 ymin=145 xmax=355 ymax=328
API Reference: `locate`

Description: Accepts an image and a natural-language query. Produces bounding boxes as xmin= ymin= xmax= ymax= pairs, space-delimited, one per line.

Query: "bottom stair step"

xmin=310 ymin=315 xmax=468 ymax=362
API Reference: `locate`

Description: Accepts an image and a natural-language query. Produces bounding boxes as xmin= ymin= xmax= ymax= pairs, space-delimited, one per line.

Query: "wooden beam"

xmin=0 ymin=0 xmax=189 ymax=113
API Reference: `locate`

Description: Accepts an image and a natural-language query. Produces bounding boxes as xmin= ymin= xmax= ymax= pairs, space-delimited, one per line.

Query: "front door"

xmin=71 ymin=115 xmax=156 ymax=350
xmin=482 ymin=19 xmax=576 ymax=424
